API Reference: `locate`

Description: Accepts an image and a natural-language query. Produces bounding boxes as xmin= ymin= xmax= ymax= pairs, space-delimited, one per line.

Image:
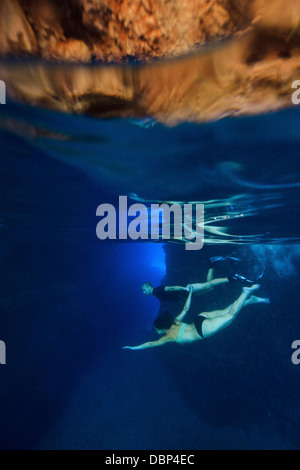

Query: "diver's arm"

xmin=123 ymin=336 xmax=169 ymax=350
xmin=175 ymin=287 xmax=193 ymax=322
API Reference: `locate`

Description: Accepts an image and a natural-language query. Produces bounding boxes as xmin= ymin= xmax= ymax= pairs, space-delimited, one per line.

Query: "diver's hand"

xmin=187 ymin=285 xmax=194 ymax=292
xmin=123 ymin=346 xmax=136 ymax=350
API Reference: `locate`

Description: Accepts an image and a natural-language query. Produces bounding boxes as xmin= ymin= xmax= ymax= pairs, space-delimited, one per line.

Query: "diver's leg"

xmin=207 ymin=277 xmax=230 ymax=288
xmin=167 ymin=286 xmax=189 ymax=293
xmin=187 ymin=283 xmax=212 ymax=293
xmin=188 ymin=277 xmax=229 ymax=294
xmin=201 ymin=285 xmax=261 ymax=338
xmin=198 ymin=308 xmax=230 ymax=320
xmin=245 ymin=295 xmax=270 ymax=306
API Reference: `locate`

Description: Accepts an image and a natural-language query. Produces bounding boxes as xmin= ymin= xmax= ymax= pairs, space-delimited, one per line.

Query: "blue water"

xmin=0 ymin=95 xmax=300 ymax=449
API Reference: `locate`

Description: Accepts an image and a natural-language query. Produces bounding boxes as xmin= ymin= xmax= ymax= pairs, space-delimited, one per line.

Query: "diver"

xmin=123 ymin=284 xmax=270 ymax=350
xmin=142 ymin=255 xmax=260 ymax=302
xmin=141 ymin=257 xmax=231 ymax=302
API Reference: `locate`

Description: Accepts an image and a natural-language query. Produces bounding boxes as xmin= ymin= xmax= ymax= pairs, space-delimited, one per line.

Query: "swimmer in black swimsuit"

xmin=142 ymin=256 xmax=263 ymax=302
xmin=123 ymin=284 xmax=270 ymax=350
xmin=142 ymin=263 xmax=230 ymax=302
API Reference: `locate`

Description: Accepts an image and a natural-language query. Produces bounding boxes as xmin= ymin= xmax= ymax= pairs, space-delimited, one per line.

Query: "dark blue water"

xmin=0 ymin=96 xmax=300 ymax=449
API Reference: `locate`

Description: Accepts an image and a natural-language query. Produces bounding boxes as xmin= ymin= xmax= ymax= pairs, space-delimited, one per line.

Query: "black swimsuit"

xmin=194 ymin=315 xmax=207 ymax=339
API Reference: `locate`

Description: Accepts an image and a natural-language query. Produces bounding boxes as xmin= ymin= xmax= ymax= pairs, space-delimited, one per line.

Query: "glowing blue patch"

xmin=147 ymin=244 xmax=166 ymax=277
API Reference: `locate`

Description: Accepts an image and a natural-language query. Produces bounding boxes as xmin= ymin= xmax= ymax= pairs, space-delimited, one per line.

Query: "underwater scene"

xmin=0 ymin=0 xmax=300 ymax=452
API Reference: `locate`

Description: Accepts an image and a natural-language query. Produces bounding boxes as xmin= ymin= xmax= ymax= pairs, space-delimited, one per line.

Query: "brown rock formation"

xmin=0 ymin=0 xmax=259 ymax=62
xmin=0 ymin=0 xmax=300 ymax=124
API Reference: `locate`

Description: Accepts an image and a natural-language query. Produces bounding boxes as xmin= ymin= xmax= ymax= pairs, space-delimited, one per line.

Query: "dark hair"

xmin=154 ymin=311 xmax=174 ymax=331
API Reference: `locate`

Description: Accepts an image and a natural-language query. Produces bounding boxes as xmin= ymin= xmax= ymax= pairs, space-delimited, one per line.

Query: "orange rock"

xmin=0 ymin=0 xmax=37 ymax=55
xmin=0 ymin=0 xmax=300 ymax=124
xmin=0 ymin=0 xmax=259 ymax=61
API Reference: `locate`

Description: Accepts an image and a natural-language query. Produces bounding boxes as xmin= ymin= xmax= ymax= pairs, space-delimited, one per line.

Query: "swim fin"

xmin=228 ymin=270 xmax=265 ymax=286
xmin=209 ymin=256 xmax=241 ymax=268
xmin=256 ymin=269 xmax=265 ymax=282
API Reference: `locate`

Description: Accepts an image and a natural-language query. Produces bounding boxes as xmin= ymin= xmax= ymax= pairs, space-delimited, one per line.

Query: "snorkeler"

xmin=142 ymin=259 xmax=231 ymax=302
xmin=141 ymin=255 xmax=261 ymax=302
xmin=123 ymin=284 xmax=270 ymax=350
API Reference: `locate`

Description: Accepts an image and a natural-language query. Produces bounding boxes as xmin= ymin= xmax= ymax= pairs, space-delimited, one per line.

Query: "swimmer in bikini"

xmin=123 ymin=284 xmax=269 ymax=350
